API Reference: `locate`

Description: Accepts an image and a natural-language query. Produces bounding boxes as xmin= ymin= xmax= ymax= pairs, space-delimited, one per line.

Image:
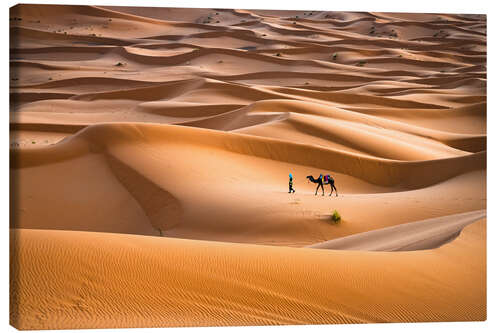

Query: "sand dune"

xmin=10 ymin=122 xmax=486 ymax=246
xmin=9 ymin=4 xmax=486 ymax=329
xmin=10 ymin=218 xmax=486 ymax=329
xmin=309 ymin=210 xmax=485 ymax=251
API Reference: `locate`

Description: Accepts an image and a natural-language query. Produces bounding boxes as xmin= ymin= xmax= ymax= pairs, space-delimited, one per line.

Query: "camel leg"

xmin=333 ymin=183 xmax=338 ymax=197
xmin=315 ymin=183 xmax=320 ymax=195
xmin=321 ymin=184 xmax=324 ymax=196
xmin=329 ymin=183 xmax=333 ymax=196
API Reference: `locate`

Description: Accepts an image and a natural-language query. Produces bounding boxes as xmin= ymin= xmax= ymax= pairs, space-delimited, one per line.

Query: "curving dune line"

xmin=10 ymin=91 xmax=76 ymax=104
xmin=72 ymin=78 xmax=288 ymax=103
xmin=13 ymin=76 xmax=162 ymax=90
xmin=137 ymin=101 xmax=246 ymax=118
xmin=235 ymin=112 xmax=478 ymax=159
xmin=72 ymin=78 xmax=209 ymax=101
xmin=10 ymin=122 xmax=485 ymax=188
xmin=231 ymin=99 xmax=484 ymax=149
xmin=10 ymin=59 xmax=114 ymax=72
xmin=104 ymin=44 xmax=338 ymax=69
xmin=308 ymin=210 xmax=485 ymax=251
xmin=10 ymin=122 xmax=86 ymax=133
xmin=10 ymin=26 xmax=135 ymax=46
xmin=205 ymin=70 xmax=382 ymax=82
xmin=10 ymin=88 xmax=486 ymax=157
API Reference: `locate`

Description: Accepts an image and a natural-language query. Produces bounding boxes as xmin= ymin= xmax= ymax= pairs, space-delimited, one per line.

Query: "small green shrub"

xmin=331 ymin=210 xmax=341 ymax=223
xmin=332 ymin=53 xmax=338 ymax=60
xmin=357 ymin=60 xmax=366 ymax=67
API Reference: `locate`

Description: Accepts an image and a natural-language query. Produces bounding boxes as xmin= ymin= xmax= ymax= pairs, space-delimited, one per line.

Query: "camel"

xmin=306 ymin=175 xmax=338 ymax=196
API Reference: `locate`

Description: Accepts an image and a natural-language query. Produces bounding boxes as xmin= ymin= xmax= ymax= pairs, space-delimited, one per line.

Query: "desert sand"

xmin=9 ymin=4 xmax=486 ymax=329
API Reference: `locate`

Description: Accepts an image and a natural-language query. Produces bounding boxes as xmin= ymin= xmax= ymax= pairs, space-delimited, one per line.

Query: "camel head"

xmin=306 ymin=175 xmax=314 ymax=182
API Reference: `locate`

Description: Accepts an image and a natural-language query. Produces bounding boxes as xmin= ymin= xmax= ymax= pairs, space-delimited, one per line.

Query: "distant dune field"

xmin=9 ymin=4 xmax=486 ymax=330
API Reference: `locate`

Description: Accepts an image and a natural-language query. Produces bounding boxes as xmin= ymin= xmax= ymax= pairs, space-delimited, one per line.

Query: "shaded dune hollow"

xmin=9 ymin=4 xmax=486 ymax=330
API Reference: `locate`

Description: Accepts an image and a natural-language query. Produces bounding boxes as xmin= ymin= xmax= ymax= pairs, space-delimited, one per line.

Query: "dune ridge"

xmin=10 ymin=122 xmax=485 ymax=188
xmin=308 ymin=210 xmax=485 ymax=251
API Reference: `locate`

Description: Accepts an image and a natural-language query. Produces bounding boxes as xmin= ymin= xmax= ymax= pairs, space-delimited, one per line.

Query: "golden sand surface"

xmin=9 ymin=4 xmax=486 ymax=329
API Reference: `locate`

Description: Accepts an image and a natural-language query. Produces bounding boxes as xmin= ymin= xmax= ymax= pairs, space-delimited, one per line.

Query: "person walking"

xmin=289 ymin=173 xmax=296 ymax=193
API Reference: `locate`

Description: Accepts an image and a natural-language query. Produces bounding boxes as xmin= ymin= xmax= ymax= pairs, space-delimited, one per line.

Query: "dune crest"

xmin=308 ymin=210 xmax=486 ymax=251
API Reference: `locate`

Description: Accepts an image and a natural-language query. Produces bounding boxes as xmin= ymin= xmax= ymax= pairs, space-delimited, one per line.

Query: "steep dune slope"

xmin=309 ymin=210 xmax=485 ymax=251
